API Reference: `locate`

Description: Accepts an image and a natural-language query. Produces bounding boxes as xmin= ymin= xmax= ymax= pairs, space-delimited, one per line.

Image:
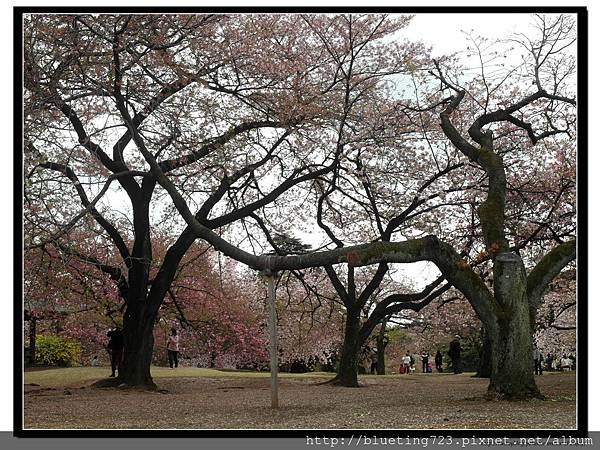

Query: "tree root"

xmin=90 ymin=377 xmax=158 ymax=392
xmin=485 ymin=388 xmax=545 ymax=401
xmin=316 ymin=376 xmax=361 ymax=387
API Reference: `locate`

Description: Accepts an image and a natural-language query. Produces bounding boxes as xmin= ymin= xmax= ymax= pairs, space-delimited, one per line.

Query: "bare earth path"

xmin=23 ymin=368 xmax=576 ymax=429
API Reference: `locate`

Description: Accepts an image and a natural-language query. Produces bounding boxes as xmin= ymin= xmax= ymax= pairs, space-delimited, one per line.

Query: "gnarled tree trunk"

xmin=376 ymin=318 xmax=388 ymax=375
xmin=114 ymin=219 xmax=196 ymax=388
xmin=474 ymin=327 xmax=492 ymax=378
xmin=486 ymin=253 xmax=541 ymax=399
xmin=332 ymin=308 xmax=361 ymax=387
xmin=119 ymin=304 xmax=158 ymax=388
xmin=28 ymin=316 xmax=37 ymax=366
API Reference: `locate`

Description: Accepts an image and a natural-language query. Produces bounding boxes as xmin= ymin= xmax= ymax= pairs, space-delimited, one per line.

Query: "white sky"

xmin=4 ymin=1 xmax=598 ymax=432
xmin=407 ymin=13 xmax=539 ymax=55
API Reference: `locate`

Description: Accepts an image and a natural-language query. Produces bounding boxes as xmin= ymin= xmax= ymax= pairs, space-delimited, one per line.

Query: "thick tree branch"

xmin=159 ymin=120 xmax=287 ymax=174
xmin=324 ymin=265 xmax=351 ymax=307
xmin=356 ymin=263 xmax=389 ymax=309
xmin=527 ymin=239 xmax=576 ymax=319
xmin=435 ymin=66 xmax=509 ymax=252
xmin=26 ymin=166 xmax=146 ymax=252
xmin=359 ymin=281 xmax=452 ymax=344
xmin=52 ymin=241 xmax=129 ymax=302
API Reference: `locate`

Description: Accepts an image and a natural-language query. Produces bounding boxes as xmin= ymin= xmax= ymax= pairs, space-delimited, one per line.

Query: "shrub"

xmin=35 ymin=335 xmax=80 ymax=367
xmin=437 ymin=333 xmax=483 ymax=373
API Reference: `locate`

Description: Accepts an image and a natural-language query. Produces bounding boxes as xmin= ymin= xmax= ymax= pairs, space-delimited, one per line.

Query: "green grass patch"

xmin=25 ymin=366 xmax=574 ymax=388
xmin=24 ymin=366 xmax=335 ymax=388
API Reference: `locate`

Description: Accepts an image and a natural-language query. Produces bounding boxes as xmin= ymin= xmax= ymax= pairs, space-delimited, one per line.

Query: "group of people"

xmin=557 ymin=354 xmax=576 ymax=371
xmin=96 ymin=326 xmax=181 ymax=377
xmin=98 ymin=327 xmax=575 ymax=379
xmin=399 ymin=335 xmax=463 ymax=375
xmin=534 ymin=348 xmax=576 ymax=374
xmin=399 ymin=349 xmax=445 ymax=374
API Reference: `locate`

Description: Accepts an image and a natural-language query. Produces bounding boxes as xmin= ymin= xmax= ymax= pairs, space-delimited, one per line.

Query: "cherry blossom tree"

xmin=533 ymin=268 xmax=576 ymax=359
xmin=24 ymin=235 xmax=124 ymax=363
xmin=23 ymin=13 xmax=578 ymax=400
xmin=24 ymin=13 xmax=431 ymax=387
xmin=24 ymin=13 xmax=389 ymax=386
xmin=156 ymin=14 xmax=576 ymax=399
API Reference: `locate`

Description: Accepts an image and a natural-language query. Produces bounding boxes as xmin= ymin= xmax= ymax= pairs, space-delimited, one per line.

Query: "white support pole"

xmin=266 ymin=272 xmax=279 ymax=408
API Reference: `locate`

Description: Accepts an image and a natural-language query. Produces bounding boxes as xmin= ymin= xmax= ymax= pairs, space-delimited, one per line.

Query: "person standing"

xmin=107 ymin=327 xmax=124 ymax=377
xmin=167 ymin=328 xmax=180 ymax=369
xmin=370 ymin=350 xmax=378 ymax=375
xmin=560 ymin=354 xmax=572 ymax=371
xmin=533 ymin=347 xmax=543 ymax=375
xmin=448 ymin=335 xmax=462 ymax=374
xmin=401 ymin=352 xmax=411 ymax=374
xmin=435 ymin=350 xmax=443 ymax=372
xmin=421 ymin=351 xmax=430 ymax=373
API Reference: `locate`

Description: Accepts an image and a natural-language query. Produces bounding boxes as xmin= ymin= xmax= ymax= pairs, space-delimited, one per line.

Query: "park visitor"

xmin=448 ymin=335 xmax=462 ymax=374
xmin=370 ymin=350 xmax=378 ymax=374
xmin=435 ymin=350 xmax=443 ymax=372
xmin=560 ymin=355 xmax=572 ymax=371
xmin=107 ymin=327 xmax=124 ymax=377
xmin=401 ymin=352 xmax=411 ymax=374
xmin=168 ymin=328 xmax=180 ymax=368
xmin=533 ymin=347 xmax=543 ymax=375
xmin=421 ymin=351 xmax=429 ymax=373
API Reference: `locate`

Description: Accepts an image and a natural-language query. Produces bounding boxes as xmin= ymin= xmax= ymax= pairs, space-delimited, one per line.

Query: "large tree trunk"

xmin=487 ymin=253 xmax=541 ymax=399
xmin=118 ymin=304 xmax=158 ymax=389
xmin=112 ymin=189 xmax=158 ymax=388
xmin=474 ymin=327 xmax=491 ymax=378
xmin=376 ymin=318 xmax=388 ymax=375
xmin=101 ymin=224 xmax=196 ymax=390
xmin=28 ymin=317 xmax=37 ymax=366
xmin=331 ymin=308 xmax=361 ymax=387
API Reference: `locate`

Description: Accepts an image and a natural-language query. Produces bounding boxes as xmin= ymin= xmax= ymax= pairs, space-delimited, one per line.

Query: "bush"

xmin=35 ymin=335 xmax=80 ymax=367
xmin=437 ymin=333 xmax=483 ymax=373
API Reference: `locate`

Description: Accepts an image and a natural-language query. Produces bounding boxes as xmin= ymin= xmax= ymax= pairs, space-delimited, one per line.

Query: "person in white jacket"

xmin=401 ymin=352 xmax=411 ymax=374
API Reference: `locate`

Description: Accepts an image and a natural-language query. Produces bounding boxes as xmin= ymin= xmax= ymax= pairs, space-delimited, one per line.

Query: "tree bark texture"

xmin=474 ymin=328 xmax=492 ymax=378
xmin=118 ymin=304 xmax=158 ymax=388
xmin=332 ymin=309 xmax=361 ymax=387
xmin=376 ymin=319 xmax=388 ymax=375
xmin=28 ymin=317 xmax=37 ymax=365
xmin=486 ymin=253 xmax=541 ymax=399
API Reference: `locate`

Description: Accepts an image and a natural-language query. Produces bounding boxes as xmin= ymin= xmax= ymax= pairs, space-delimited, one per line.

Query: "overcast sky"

xmin=405 ymin=13 xmax=541 ymax=55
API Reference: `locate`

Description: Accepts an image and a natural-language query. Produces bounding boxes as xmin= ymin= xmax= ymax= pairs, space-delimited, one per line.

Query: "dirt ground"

xmin=23 ymin=371 xmax=576 ymax=430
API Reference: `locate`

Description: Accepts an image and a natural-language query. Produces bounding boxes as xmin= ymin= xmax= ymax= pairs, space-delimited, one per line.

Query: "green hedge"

xmin=35 ymin=335 xmax=80 ymax=367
